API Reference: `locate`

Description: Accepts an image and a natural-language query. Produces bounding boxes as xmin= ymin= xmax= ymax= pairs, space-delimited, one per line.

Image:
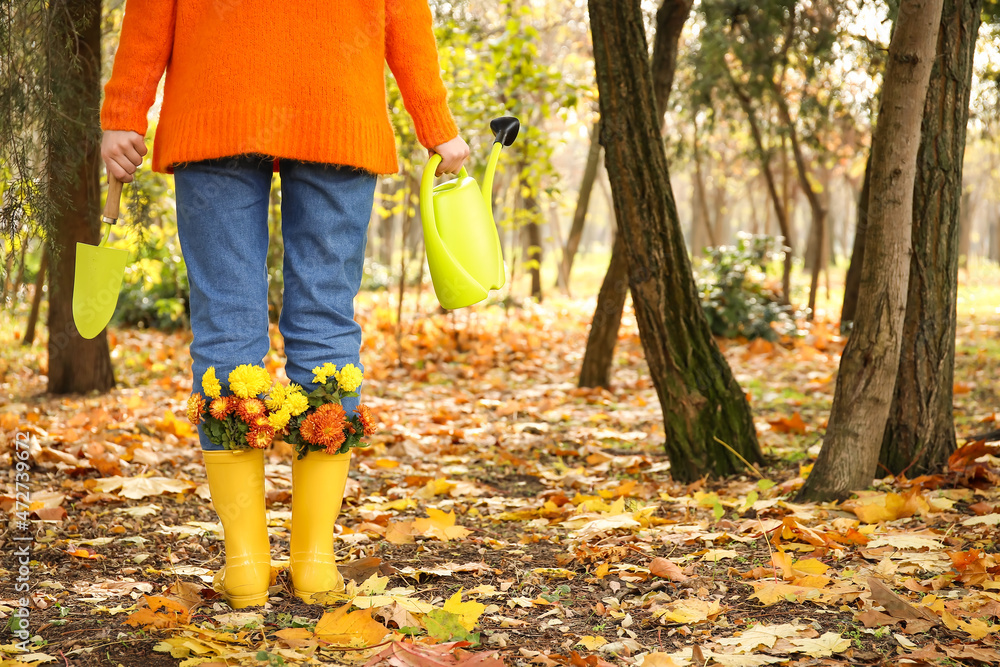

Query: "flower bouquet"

xmin=279 ymin=363 xmax=378 ymax=459
xmin=185 ymin=363 xmax=378 ymax=455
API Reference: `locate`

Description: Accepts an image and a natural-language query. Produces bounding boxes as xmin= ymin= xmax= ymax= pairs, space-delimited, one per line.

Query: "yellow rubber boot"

xmin=290 ymin=451 xmax=352 ymax=603
xmin=203 ymin=449 xmax=271 ymax=608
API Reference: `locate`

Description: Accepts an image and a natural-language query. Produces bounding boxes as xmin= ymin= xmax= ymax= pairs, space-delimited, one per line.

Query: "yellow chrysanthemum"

xmin=285 ymin=390 xmax=309 ymax=417
xmin=336 ymin=364 xmax=364 ymax=393
xmin=265 ymin=382 xmax=288 ymax=411
xmin=311 ymin=362 xmax=338 ymax=385
xmin=228 ymin=364 xmax=271 ymax=399
xmin=202 ymin=367 xmax=222 ymax=399
xmin=268 ymin=408 xmax=291 ymax=430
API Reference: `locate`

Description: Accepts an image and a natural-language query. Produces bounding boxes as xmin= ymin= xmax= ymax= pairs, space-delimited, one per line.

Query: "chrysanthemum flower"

xmin=202 ymin=367 xmax=222 ymax=399
xmin=336 ymin=364 xmax=364 ymax=393
xmin=268 ymin=408 xmax=291 ymax=430
xmin=209 ymin=396 xmax=233 ymax=420
xmin=355 ymin=404 xmax=378 ymax=436
xmin=284 ymin=390 xmax=309 ymax=416
xmin=236 ymin=397 xmax=267 ymax=423
xmin=265 ymin=382 xmax=288 ymax=411
xmin=311 ymin=363 xmax=337 ymax=385
xmin=247 ymin=425 xmax=275 ymax=449
xmin=186 ymin=393 xmax=206 ymax=425
xmin=228 ymin=364 xmax=271 ymax=399
xmin=299 ymin=403 xmax=348 ymax=453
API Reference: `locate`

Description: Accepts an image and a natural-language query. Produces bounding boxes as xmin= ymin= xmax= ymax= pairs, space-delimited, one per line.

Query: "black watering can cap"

xmin=490 ymin=117 xmax=520 ymax=147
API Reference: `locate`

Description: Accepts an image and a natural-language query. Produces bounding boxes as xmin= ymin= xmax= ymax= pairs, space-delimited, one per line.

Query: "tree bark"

xmin=24 ymin=249 xmax=48 ymax=346
xmin=799 ymin=0 xmax=944 ymax=501
xmin=559 ymin=120 xmax=602 ymax=294
xmin=589 ymin=0 xmax=762 ymax=481
xmin=579 ymin=232 xmax=629 ymax=388
xmin=841 ymin=152 xmax=871 ymax=329
xmin=579 ymin=0 xmax=693 ymax=388
xmin=880 ymin=0 xmax=981 ymax=476
xmin=46 ymin=0 xmax=116 ymax=394
xmin=958 ymin=191 xmax=972 ymax=268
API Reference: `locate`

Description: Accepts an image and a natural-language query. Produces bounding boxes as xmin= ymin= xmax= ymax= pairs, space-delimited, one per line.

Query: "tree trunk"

xmin=799 ymin=0 xmax=944 ymax=501
xmin=728 ymin=73 xmax=793 ymax=304
xmin=958 ymin=191 xmax=971 ymax=267
xmin=579 ymin=0 xmax=693 ymax=388
xmin=559 ymin=120 xmax=602 ymax=294
xmin=841 ymin=152 xmax=871 ymax=329
xmin=579 ymin=232 xmax=629 ymax=388
xmin=24 ymin=249 xmax=48 ymax=346
xmin=775 ymin=90 xmax=826 ymax=318
xmin=589 ymin=0 xmax=762 ymax=481
xmin=880 ymin=0 xmax=981 ymax=476
xmin=525 ymin=214 xmax=543 ymax=302
xmin=46 ymin=0 xmax=116 ymax=395
xmin=691 ymin=127 xmax=717 ymax=252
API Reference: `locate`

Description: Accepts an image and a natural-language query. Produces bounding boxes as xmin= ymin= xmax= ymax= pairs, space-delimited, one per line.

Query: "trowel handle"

xmin=103 ymin=173 xmax=124 ymax=225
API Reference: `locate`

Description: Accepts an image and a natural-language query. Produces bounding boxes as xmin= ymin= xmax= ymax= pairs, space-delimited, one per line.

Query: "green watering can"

xmin=420 ymin=116 xmax=520 ymax=309
xmin=72 ymin=173 xmax=129 ymax=339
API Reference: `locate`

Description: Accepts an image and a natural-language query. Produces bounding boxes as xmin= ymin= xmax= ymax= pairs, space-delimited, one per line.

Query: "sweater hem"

xmin=150 ymin=104 xmax=402 ymax=176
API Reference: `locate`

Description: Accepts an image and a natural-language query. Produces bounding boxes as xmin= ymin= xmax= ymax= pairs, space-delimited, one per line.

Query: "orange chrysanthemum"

xmin=247 ymin=425 xmax=275 ymax=449
xmin=209 ymin=396 xmax=233 ymax=420
xmin=299 ymin=403 xmax=348 ymax=452
xmin=355 ymin=404 xmax=378 ymax=437
xmin=186 ymin=393 xmax=206 ymax=425
xmin=236 ymin=397 xmax=267 ymax=423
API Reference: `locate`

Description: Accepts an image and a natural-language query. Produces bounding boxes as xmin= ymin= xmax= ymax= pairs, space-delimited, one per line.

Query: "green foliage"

xmin=696 ymin=234 xmax=793 ymax=341
xmin=111 ymin=216 xmax=189 ymax=331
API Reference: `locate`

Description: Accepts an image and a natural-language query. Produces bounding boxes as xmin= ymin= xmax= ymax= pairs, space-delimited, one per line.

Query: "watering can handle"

xmin=425 ymin=153 xmax=468 ymax=180
xmin=103 ymin=173 xmax=124 ymax=225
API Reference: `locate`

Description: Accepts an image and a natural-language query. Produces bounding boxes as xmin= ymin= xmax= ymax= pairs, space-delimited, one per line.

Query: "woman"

xmin=100 ymin=0 xmax=468 ymax=608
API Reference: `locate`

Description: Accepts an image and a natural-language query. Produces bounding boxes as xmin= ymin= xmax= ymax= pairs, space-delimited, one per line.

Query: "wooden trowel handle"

xmin=103 ymin=173 xmax=124 ymax=224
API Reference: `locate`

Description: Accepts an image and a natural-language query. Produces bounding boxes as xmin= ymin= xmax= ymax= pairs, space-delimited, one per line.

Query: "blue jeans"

xmin=174 ymin=155 xmax=376 ymax=450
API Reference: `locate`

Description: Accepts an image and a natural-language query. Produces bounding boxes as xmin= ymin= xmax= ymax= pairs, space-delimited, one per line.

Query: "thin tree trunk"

xmin=775 ymin=90 xmax=826 ymax=318
xmin=958 ymin=191 xmax=972 ymax=267
xmin=559 ymin=120 xmax=603 ymax=294
xmin=580 ymin=0 xmax=693 ymax=387
xmin=579 ymin=232 xmax=628 ymax=388
xmin=881 ymin=0 xmax=981 ymax=476
xmin=46 ymin=0 xmax=115 ymax=394
xmin=589 ymin=0 xmax=762 ymax=480
xmin=841 ymin=152 xmax=871 ymax=329
xmin=728 ymin=72 xmax=793 ymax=304
xmin=692 ymin=127 xmax=717 ymax=251
xmin=24 ymin=249 xmax=48 ymax=346
xmin=799 ymin=0 xmax=944 ymax=501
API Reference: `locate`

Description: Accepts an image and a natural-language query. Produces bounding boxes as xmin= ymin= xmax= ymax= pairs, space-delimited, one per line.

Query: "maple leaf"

xmin=125 ymin=595 xmax=190 ymax=629
xmin=314 ymin=603 xmax=389 ymax=647
xmin=91 ymin=475 xmax=195 ymax=500
xmin=413 ymin=508 xmax=472 ymax=541
xmin=653 ymin=599 xmax=721 ymax=624
xmin=423 ymin=609 xmax=480 ymax=643
xmin=442 ymin=590 xmax=487 ymax=632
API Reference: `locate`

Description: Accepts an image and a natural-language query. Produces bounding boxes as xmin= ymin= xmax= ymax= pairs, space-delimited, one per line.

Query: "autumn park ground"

xmin=1 ymin=264 xmax=999 ymax=667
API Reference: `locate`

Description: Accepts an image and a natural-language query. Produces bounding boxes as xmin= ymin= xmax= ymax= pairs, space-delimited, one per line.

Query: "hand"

xmin=430 ymin=136 xmax=470 ymax=177
xmin=101 ymin=130 xmax=148 ymax=183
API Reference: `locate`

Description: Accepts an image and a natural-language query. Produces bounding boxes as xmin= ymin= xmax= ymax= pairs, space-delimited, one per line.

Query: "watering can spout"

xmin=420 ymin=116 xmax=520 ymax=310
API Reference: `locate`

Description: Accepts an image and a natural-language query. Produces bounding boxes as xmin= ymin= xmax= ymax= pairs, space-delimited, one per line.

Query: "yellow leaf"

xmin=413 ymin=508 xmax=471 ymax=542
xmin=314 ymin=603 xmax=388 ymax=647
xmin=942 ymin=610 xmax=998 ymax=640
xmin=654 ymin=599 xmax=721 ymax=625
xmin=792 ymin=558 xmax=830 ymax=576
xmin=640 ymin=653 xmax=681 ymax=667
xmin=442 ymin=589 xmax=486 ymax=632
xmin=577 ymin=635 xmax=608 ymax=650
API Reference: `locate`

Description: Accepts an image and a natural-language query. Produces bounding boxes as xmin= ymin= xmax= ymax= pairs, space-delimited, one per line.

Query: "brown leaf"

xmin=690 ymin=644 xmax=706 ymax=665
xmin=866 ymin=578 xmax=938 ymax=623
xmin=649 ymin=557 xmax=688 ymax=582
xmin=855 ymin=610 xmax=898 ymax=628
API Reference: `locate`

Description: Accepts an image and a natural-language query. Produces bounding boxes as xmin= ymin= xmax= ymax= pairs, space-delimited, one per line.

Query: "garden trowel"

xmin=72 ymin=173 xmax=129 ymax=339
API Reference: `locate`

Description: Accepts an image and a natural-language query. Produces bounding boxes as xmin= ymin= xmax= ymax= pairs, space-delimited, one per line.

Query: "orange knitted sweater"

xmin=100 ymin=0 xmax=459 ymax=175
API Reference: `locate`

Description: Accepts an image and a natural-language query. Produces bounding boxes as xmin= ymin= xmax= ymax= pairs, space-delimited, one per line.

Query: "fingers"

xmin=101 ymin=131 xmax=146 ymax=183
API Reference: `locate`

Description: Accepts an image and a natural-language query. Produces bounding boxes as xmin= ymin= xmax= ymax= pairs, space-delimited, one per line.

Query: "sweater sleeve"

xmin=385 ymin=0 xmax=459 ymax=149
xmin=100 ymin=0 xmax=177 ymax=135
